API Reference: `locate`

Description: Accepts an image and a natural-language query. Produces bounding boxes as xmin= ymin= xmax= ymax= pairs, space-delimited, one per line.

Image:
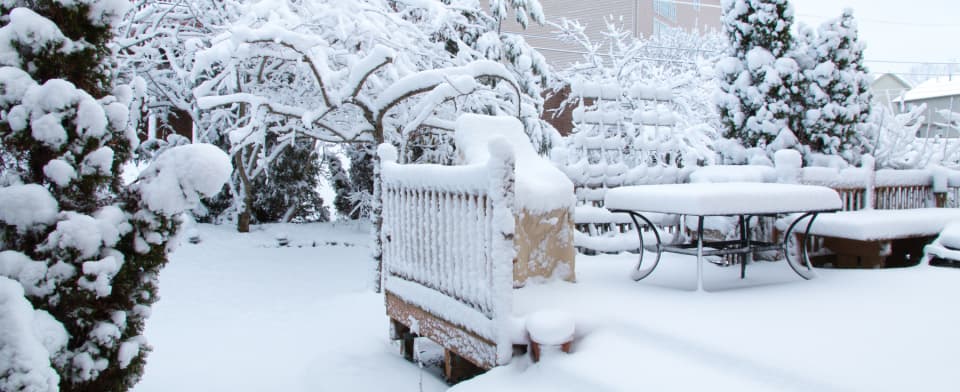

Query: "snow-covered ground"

xmin=136 ymin=223 xmax=960 ymax=392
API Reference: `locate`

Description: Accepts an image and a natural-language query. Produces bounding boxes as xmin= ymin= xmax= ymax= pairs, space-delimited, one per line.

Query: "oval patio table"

xmin=604 ymin=182 xmax=843 ymax=291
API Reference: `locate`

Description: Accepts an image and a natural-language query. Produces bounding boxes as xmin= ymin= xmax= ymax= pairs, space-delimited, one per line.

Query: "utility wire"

xmin=513 ymin=32 xmax=960 ymax=67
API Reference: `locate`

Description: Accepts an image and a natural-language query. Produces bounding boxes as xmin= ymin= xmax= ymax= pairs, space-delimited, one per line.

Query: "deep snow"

xmin=135 ymin=223 xmax=960 ymax=391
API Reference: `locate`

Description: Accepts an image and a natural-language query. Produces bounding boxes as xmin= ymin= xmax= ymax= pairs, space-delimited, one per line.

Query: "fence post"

xmin=485 ymin=138 xmax=516 ymax=365
xmin=774 ymin=149 xmax=802 ymax=184
xmin=932 ymin=166 xmax=949 ymax=208
xmin=862 ymin=155 xmax=876 ymax=210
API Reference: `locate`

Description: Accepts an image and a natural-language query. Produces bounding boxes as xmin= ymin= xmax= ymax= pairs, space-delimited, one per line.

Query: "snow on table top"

xmin=455 ymin=114 xmax=574 ymax=213
xmin=802 ymin=208 xmax=960 ymax=241
xmin=604 ymin=182 xmax=842 ymax=216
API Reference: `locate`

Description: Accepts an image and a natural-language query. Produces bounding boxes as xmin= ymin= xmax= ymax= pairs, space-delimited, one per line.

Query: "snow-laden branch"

xmin=374 ymin=60 xmax=522 ymax=142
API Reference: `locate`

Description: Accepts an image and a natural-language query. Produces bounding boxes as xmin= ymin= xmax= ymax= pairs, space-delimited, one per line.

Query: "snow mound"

xmin=525 ymin=310 xmax=575 ymax=345
xmin=454 ymin=114 xmax=574 ymax=213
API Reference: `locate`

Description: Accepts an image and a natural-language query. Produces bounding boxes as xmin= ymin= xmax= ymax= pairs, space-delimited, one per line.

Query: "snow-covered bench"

xmin=794 ymin=158 xmax=960 ymax=268
xmin=378 ymin=115 xmax=575 ymax=382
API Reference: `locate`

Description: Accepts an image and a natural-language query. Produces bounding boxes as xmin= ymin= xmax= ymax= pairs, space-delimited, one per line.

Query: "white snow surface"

xmin=605 ymin=183 xmax=842 ymax=216
xmin=454 ymin=114 xmax=574 ymax=213
xmin=133 ymin=223 xmax=960 ymax=392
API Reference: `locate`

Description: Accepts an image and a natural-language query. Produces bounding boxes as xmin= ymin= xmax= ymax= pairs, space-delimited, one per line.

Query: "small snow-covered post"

xmin=775 ymin=149 xmax=803 ymax=184
xmin=932 ymin=165 xmax=949 ymax=208
xmin=862 ymin=155 xmax=876 ymax=210
xmin=485 ymin=138 xmax=517 ymax=366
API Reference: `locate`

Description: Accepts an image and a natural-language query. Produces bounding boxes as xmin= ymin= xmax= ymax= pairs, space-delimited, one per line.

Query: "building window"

xmin=653 ymin=0 xmax=677 ymax=22
xmin=653 ymin=19 xmax=670 ymax=36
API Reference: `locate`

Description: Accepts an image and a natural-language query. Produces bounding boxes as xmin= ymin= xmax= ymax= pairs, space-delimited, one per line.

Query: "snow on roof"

xmin=902 ymin=76 xmax=960 ymax=102
xmin=871 ymin=73 xmax=913 ymax=88
xmin=454 ymin=114 xmax=574 ymax=213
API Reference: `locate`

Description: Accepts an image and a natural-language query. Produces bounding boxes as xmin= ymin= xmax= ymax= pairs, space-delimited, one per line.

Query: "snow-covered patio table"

xmin=604 ymin=182 xmax=843 ymax=290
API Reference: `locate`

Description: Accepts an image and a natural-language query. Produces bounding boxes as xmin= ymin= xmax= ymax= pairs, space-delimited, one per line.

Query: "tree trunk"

xmin=237 ymin=208 xmax=251 ymax=233
xmin=234 ymin=152 xmax=253 ymax=233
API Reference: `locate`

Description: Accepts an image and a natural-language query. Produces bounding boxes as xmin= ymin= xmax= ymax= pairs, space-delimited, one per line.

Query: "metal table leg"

xmin=783 ymin=212 xmax=821 ymax=280
xmin=622 ymin=211 xmax=663 ymax=281
xmin=696 ymin=216 xmax=704 ymax=291
xmin=739 ymin=215 xmax=748 ymax=279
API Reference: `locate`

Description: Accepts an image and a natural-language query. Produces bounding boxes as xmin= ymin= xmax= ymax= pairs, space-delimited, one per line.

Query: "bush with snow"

xmin=0 ymin=2 xmax=231 ymax=391
xmin=0 ymin=276 xmax=62 ymax=392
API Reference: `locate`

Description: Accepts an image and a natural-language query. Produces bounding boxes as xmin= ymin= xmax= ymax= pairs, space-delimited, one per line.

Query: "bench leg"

xmin=390 ymin=318 xmax=416 ymax=362
xmin=444 ymin=349 xmax=483 ymax=384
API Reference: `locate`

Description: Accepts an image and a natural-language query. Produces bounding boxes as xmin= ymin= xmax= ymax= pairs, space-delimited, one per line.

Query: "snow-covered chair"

xmin=378 ymin=114 xmax=575 ymax=382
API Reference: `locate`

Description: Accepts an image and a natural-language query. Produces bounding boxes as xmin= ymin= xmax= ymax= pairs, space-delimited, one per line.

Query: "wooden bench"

xmin=803 ymin=208 xmax=960 ymax=268
xmin=797 ymin=160 xmax=960 ymax=268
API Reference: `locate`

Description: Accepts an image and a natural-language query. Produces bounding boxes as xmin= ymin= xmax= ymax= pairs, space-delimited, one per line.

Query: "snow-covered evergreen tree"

xmin=715 ymin=0 xmax=804 ymax=149
xmin=251 ymin=138 xmax=329 ymax=223
xmin=801 ymin=9 xmax=872 ymax=161
xmin=327 ymin=155 xmax=352 ymax=219
xmin=346 ymin=144 xmax=376 ymax=220
xmin=0 ymin=2 xmax=230 ymax=391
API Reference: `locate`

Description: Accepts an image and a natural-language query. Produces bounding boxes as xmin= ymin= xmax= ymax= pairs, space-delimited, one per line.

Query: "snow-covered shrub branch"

xmin=863 ymin=104 xmax=960 ymax=169
xmin=551 ymin=18 xmax=724 ymax=188
xmin=116 ymin=0 xmax=241 ymax=138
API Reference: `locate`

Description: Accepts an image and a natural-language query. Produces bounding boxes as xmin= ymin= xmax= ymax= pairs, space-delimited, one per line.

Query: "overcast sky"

xmin=791 ymin=0 xmax=959 ymax=79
